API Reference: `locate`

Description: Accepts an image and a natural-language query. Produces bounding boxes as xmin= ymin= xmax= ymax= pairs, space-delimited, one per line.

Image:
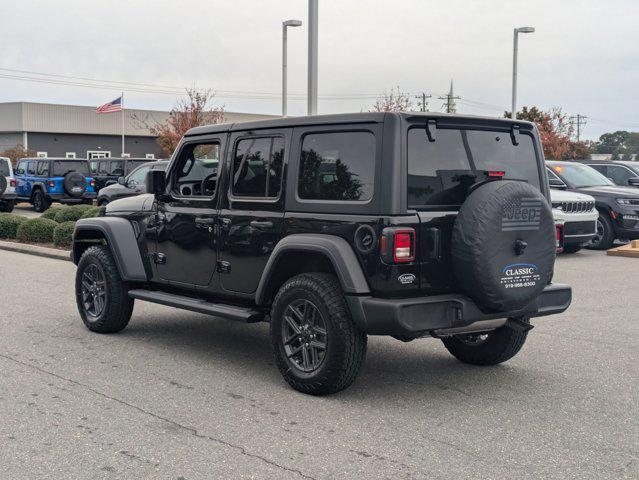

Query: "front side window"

xmin=127 ymin=165 xmax=150 ymax=185
xmin=408 ymin=128 xmax=540 ymax=208
xmin=173 ymin=142 xmax=220 ymax=197
xmin=232 ymin=137 xmax=283 ymax=198
xmin=15 ymin=161 xmax=26 ymax=175
xmin=607 ymin=165 xmax=635 ymax=186
xmin=27 ymin=162 xmax=36 ymax=175
xmin=298 ymin=131 xmax=375 ymax=201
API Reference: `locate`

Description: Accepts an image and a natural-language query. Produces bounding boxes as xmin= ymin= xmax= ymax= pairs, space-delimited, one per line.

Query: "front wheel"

xmin=32 ymin=190 xmax=50 ymax=212
xmin=270 ymin=273 xmax=367 ymax=395
xmin=75 ymin=245 xmax=134 ymax=333
xmin=587 ymin=214 xmax=615 ymax=250
xmin=441 ymin=319 xmax=530 ymax=366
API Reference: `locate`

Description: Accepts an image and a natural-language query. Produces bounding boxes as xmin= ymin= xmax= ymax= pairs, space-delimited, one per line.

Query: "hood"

xmin=105 ymin=194 xmax=155 ymax=214
xmin=575 ymin=185 xmax=639 ymax=198
xmin=550 ymin=189 xmax=595 ymax=203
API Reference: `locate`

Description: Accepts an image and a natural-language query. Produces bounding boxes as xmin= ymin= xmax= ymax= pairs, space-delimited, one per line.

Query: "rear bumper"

xmin=346 ymin=283 xmax=572 ymax=337
xmin=49 ymin=192 xmax=97 ymax=203
xmin=0 ymin=192 xmax=17 ymax=201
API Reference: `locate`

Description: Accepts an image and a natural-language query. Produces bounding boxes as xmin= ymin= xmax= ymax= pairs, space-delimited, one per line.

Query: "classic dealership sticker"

xmin=500 ymin=263 xmax=540 ymax=289
xmin=398 ymin=273 xmax=416 ymax=285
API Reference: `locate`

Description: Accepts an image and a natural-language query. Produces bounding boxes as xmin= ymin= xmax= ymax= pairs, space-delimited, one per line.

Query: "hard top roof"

xmin=185 ymin=111 xmax=531 ymax=137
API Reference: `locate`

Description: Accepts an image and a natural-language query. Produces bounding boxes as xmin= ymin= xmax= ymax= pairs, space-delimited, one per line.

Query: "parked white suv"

xmin=0 ymin=157 xmax=16 ymax=212
xmin=550 ymin=189 xmax=598 ymax=254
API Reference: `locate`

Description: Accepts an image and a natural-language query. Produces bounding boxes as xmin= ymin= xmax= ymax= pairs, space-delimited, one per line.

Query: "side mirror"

xmin=627 ymin=177 xmax=639 ymax=187
xmin=117 ymin=176 xmax=126 ymax=186
xmin=146 ymin=169 xmax=166 ymax=196
xmin=549 ymin=178 xmax=567 ymax=189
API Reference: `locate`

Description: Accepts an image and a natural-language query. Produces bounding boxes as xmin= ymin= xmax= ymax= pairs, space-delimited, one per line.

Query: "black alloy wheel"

xmin=80 ymin=263 xmax=107 ymax=319
xmin=281 ymin=298 xmax=328 ymax=373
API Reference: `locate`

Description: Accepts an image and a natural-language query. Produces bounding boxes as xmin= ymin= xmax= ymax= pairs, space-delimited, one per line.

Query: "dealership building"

xmin=0 ymin=102 xmax=276 ymax=159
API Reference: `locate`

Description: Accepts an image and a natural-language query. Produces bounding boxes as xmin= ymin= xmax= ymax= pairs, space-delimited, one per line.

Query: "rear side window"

xmin=27 ymin=162 xmax=37 ymax=175
xmin=298 ymin=131 xmax=375 ymax=201
xmin=232 ymin=137 xmax=284 ymax=198
xmin=37 ymin=161 xmax=49 ymax=176
xmin=0 ymin=160 xmax=10 ymax=176
xmin=407 ymin=128 xmax=540 ymax=208
xmin=52 ymin=160 xmax=90 ymax=176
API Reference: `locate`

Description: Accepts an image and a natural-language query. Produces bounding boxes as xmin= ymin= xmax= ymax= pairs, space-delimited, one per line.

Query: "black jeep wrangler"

xmin=72 ymin=113 xmax=572 ymax=395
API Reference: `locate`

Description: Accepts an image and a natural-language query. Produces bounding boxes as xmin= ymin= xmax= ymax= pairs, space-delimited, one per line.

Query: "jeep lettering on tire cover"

xmin=451 ymin=180 xmax=556 ymax=311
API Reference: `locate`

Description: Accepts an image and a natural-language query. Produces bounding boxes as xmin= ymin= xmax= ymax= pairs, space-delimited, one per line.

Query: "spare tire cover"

xmin=451 ymin=180 xmax=556 ymax=312
xmin=0 ymin=175 xmax=6 ymax=195
xmin=63 ymin=172 xmax=87 ymax=197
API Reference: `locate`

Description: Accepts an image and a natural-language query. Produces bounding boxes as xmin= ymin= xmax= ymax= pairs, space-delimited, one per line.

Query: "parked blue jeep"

xmin=14 ymin=158 xmax=97 ymax=212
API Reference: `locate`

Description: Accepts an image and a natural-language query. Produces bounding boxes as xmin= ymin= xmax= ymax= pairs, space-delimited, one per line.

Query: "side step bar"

xmin=128 ymin=289 xmax=264 ymax=323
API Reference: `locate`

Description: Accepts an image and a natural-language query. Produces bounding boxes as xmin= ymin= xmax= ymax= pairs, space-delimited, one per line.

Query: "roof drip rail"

xmin=426 ymin=119 xmax=437 ymax=142
xmin=510 ymin=124 xmax=520 ymax=146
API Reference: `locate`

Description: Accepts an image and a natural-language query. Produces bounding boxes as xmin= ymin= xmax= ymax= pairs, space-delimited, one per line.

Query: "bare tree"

xmin=0 ymin=144 xmax=36 ymax=166
xmin=370 ymin=86 xmax=414 ymax=112
xmin=135 ymin=89 xmax=225 ymax=158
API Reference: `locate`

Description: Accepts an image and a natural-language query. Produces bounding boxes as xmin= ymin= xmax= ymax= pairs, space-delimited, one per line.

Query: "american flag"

xmin=96 ymin=96 xmax=122 ymax=114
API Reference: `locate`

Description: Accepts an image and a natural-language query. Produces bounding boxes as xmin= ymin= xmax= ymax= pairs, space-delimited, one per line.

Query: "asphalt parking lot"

xmin=0 ymin=248 xmax=636 ymax=479
xmin=12 ymin=203 xmax=49 ymax=218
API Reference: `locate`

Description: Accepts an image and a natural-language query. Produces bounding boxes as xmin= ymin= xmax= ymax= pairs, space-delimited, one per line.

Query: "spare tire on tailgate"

xmin=451 ymin=180 xmax=555 ymax=312
xmin=0 ymin=175 xmax=6 ymax=195
xmin=63 ymin=172 xmax=87 ymax=197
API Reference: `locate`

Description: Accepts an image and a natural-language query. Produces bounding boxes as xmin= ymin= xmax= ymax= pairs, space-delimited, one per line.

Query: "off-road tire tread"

xmin=0 ymin=200 xmax=14 ymax=212
xmin=271 ymin=273 xmax=367 ymax=395
xmin=441 ymin=321 xmax=529 ymax=366
xmin=32 ymin=189 xmax=50 ymax=213
xmin=76 ymin=245 xmax=134 ymax=333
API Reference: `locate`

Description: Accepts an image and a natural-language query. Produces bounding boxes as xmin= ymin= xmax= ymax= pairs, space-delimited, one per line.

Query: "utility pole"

xmin=438 ymin=80 xmax=460 ymax=114
xmin=307 ymin=0 xmax=318 ymax=115
xmin=414 ymin=93 xmax=432 ymax=112
xmin=569 ymin=114 xmax=588 ymax=142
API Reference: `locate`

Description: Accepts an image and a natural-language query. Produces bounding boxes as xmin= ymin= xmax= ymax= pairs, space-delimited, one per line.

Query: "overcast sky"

xmin=1 ymin=0 xmax=637 ymax=140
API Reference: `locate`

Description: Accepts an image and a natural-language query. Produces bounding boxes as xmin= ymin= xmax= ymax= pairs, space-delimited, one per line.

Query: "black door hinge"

xmin=216 ymin=260 xmax=231 ymax=273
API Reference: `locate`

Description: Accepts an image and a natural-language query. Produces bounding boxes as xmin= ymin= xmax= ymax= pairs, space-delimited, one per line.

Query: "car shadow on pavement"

xmin=115 ymin=310 xmax=549 ymax=402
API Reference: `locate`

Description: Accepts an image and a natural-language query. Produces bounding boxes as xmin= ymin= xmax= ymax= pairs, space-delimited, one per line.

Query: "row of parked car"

xmin=1 ymin=154 xmax=638 ymax=252
xmin=0 ymin=156 xmax=167 ymax=212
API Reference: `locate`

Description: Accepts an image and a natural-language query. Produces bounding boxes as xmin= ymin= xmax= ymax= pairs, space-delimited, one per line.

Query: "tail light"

xmin=555 ymin=224 xmax=564 ymax=254
xmin=49 ymin=180 xmax=55 ymax=187
xmin=90 ymin=180 xmax=95 ymax=187
xmin=380 ymin=227 xmax=416 ymax=263
xmin=10 ymin=179 xmax=16 ymax=187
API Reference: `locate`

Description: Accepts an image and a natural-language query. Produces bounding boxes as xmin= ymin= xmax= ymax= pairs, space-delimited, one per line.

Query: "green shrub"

xmin=54 ymin=204 xmax=93 ymax=223
xmin=53 ymin=221 xmax=76 ymax=248
xmin=16 ymin=218 xmax=58 ymax=243
xmin=0 ymin=214 xmax=28 ymax=239
xmin=80 ymin=206 xmax=101 ymax=219
xmin=41 ymin=206 xmax=63 ymax=221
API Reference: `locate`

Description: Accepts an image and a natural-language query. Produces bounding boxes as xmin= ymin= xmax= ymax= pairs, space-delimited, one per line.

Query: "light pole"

xmin=282 ymin=19 xmax=302 ymax=117
xmin=512 ymin=26 xmax=535 ymax=119
xmin=307 ymin=0 xmax=318 ymax=115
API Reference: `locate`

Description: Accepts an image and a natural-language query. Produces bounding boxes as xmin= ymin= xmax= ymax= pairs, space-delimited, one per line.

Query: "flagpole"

xmin=121 ymin=92 xmax=125 ymax=156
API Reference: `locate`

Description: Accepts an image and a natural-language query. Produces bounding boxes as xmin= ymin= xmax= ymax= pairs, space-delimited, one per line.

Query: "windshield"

xmin=407 ymin=127 xmax=540 ymax=208
xmin=52 ymin=160 xmax=90 ymax=176
xmin=548 ymin=162 xmax=613 ymax=188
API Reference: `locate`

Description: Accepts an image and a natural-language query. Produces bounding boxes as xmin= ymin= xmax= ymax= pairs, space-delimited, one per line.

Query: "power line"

xmin=438 ymin=80 xmax=460 ymax=113
xmin=414 ymin=93 xmax=432 ymax=112
xmin=568 ymin=114 xmax=588 ymax=142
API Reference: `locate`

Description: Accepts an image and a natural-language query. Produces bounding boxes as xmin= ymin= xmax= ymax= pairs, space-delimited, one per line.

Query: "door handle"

xmin=250 ymin=220 xmax=273 ymax=229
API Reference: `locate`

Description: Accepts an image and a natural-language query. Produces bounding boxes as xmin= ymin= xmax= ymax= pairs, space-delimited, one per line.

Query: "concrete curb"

xmin=0 ymin=240 xmax=71 ymax=262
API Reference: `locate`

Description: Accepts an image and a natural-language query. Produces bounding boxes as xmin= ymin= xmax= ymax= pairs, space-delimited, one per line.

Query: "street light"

xmin=512 ymin=26 xmax=535 ymax=119
xmin=282 ymin=19 xmax=302 ymax=117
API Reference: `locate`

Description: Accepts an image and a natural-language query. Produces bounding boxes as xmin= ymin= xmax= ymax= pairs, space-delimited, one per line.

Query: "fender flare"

xmin=255 ymin=234 xmax=370 ymax=305
xmin=72 ymin=217 xmax=147 ymax=282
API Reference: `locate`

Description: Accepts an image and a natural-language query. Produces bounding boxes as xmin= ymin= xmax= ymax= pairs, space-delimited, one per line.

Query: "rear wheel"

xmin=270 ymin=273 xmax=367 ymax=395
xmin=32 ymin=189 xmax=50 ymax=212
xmin=441 ymin=319 xmax=530 ymax=366
xmin=76 ymin=245 xmax=134 ymax=333
xmin=0 ymin=200 xmax=14 ymax=212
xmin=587 ymin=213 xmax=615 ymax=250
